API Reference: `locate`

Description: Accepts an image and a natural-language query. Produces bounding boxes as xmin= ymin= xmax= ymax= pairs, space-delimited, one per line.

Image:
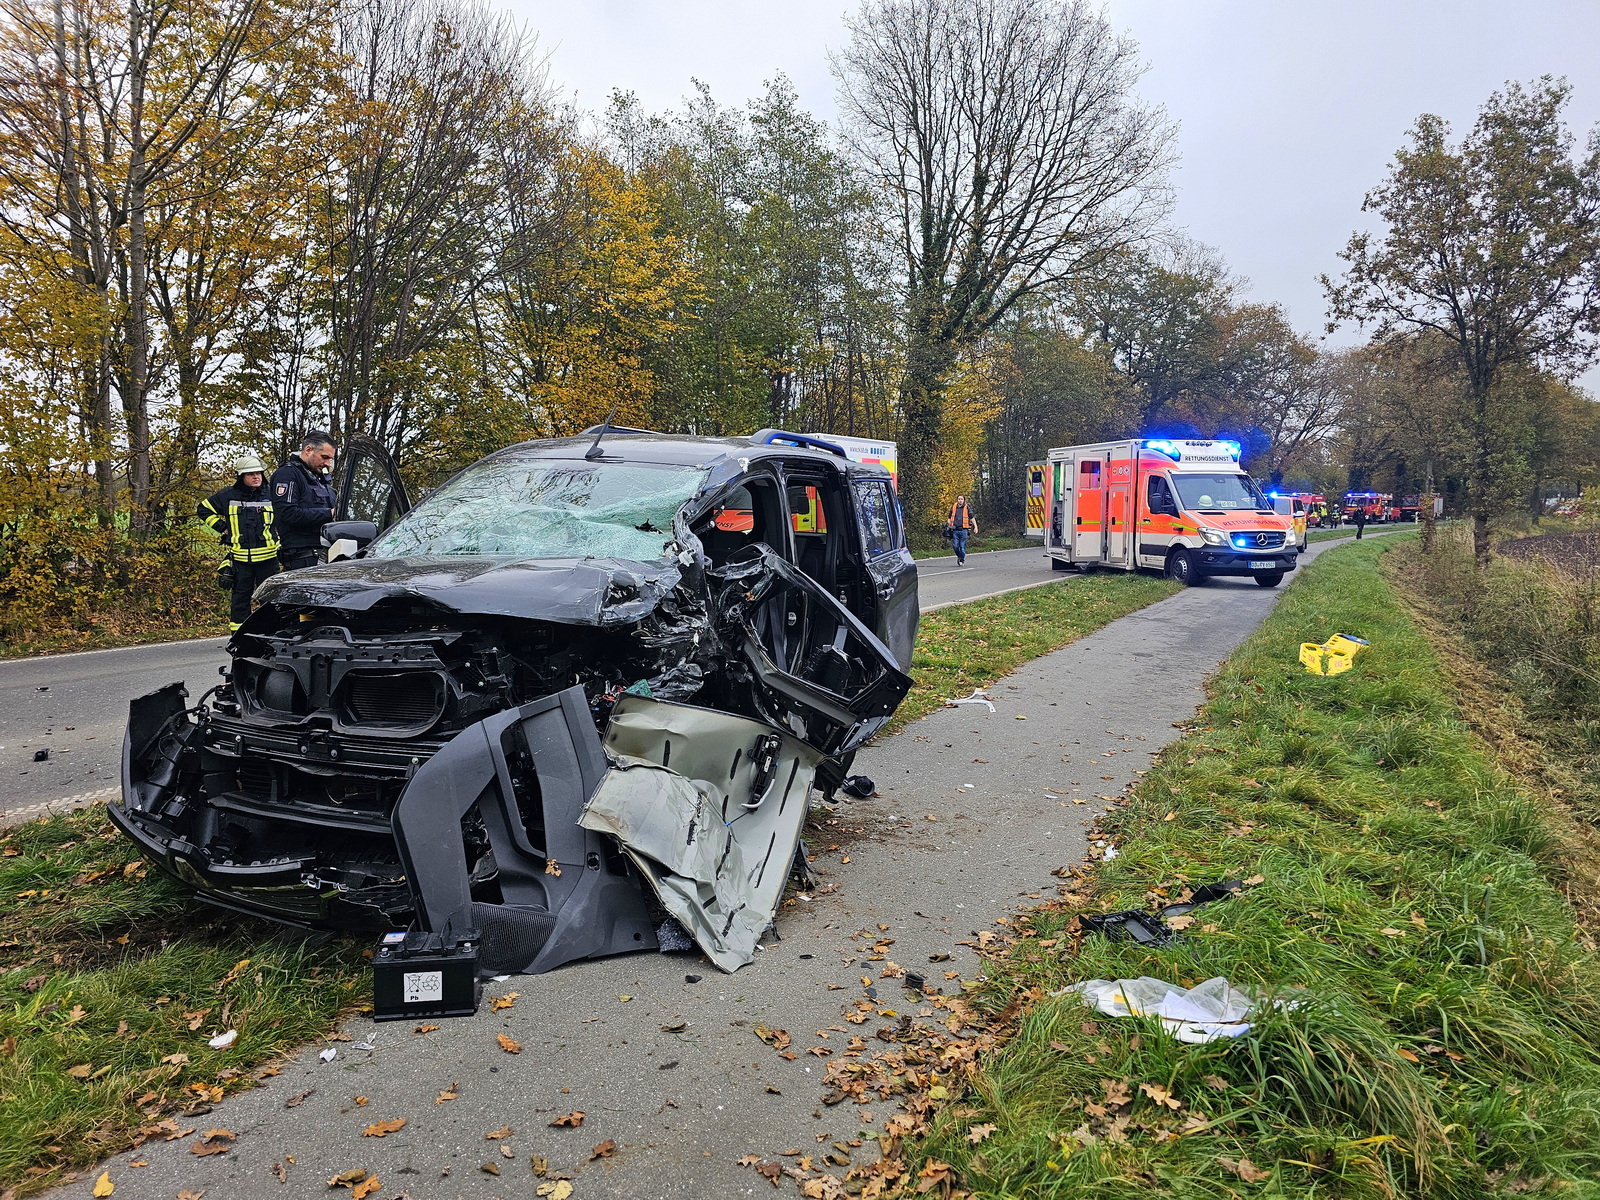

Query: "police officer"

xmin=271 ymin=431 xmax=338 ymax=571
xmin=198 ymin=455 xmax=280 ymax=632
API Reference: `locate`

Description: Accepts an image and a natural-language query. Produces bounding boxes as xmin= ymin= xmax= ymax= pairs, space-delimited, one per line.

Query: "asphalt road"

xmin=0 ymin=636 xmax=229 ymax=823
xmin=50 ymin=535 xmax=1368 ymax=1200
xmin=0 ymin=547 xmax=1059 ymax=824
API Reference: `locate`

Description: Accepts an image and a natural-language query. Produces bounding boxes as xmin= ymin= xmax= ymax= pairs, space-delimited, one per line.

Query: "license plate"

xmin=1248 ymin=560 xmax=1277 ymax=569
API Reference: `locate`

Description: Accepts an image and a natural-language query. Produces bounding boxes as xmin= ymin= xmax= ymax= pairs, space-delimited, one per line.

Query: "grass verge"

xmin=0 ymin=619 xmax=229 ymax=661
xmin=0 ymin=570 xmax=1180 ymax=1194
xmin=899 ymin=536 xmax=1600 ymax=1198
xmin=0 ymin=808 xmax=367 ymax=1196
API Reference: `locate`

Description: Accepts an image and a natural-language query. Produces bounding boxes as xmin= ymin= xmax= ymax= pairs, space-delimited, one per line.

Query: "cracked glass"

xmin=368 ymin=459 xmax=708 ymax=561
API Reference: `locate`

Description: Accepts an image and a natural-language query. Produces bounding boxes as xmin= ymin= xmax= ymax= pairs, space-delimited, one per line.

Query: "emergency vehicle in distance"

xmin=1041 ymin=438 xmax=1299 ymax=587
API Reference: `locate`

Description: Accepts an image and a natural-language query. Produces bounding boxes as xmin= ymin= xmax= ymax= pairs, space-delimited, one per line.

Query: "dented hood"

xmin=254 ymin=554 xmax=681 ymax=625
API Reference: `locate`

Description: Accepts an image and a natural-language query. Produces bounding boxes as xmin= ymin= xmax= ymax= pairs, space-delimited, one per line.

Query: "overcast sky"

xmin=502 ymin=0 xmax=1600 ymax=351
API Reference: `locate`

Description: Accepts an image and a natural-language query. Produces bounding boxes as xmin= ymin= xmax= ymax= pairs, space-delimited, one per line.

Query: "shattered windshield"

xmin=368 ymin=459 xmax=708 ymax=561
xmin=1171 ymin=472 xmax=1270 ymax=512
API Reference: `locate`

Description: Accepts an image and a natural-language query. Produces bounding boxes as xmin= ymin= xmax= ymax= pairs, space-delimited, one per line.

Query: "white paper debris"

xmin=207 ymin=1029 xmax=238 ymax=1049
xmin=1054 ymin=976 xmax=1279 ymax=1043
xmin=353 ymin=1042 xmax=375 ymax=1051
xmin=318 ymin=1047 xmax=337 ymax=1062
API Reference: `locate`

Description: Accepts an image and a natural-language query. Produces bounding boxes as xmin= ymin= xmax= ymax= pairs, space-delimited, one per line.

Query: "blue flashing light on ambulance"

xmin=1039 ymin=438 xmax=1299 ymax=587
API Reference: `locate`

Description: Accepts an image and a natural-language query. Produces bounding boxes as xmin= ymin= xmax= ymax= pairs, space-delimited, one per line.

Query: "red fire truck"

xmin=1041 ymin=438 xmax=1299 ymax=587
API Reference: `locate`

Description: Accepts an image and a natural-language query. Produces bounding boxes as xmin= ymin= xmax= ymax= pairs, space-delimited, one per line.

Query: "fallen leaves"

xmin=435 ymin=1082 xmax=459 ymax=1103
xmin=489 ymin=992 xmax=519 ymax=1011
xmin=485 ymin=1126 xmax=513 ymax=1140
xmin=915 ymin=1160 xmax=953 ymax=1194
xmin=361 ymin=1118 xmax=407 ymax=1137
xmin=352 ymin=1178 xmax=381 ymax=1200
xmin=285 ymin=1089 xmax=313 ymax=1108
xmin=1221 ymin=1156 xmax=1271 ymax=1183
xmin=177 ymin=1191 xmax=205 ymax=1200
xmin=189 ymin=1129 xmax=236 ymax=1157
xmin=536 ymin=1181 xmax=573 ymax=1199
xmin=91 ymin=1171 xmax=114 ymax=1197
xmin=414 ymin=1024 xmax=439 ymax=1034
xmin=480 ymin=1162 xmax=501 ymax=1176
xmin=327 ymin=1168 xmax=369 ymax=1189
xmin=1140 ymin=1082 xmax=1182 ymax=1110
xmin=754 ymin=1024 xmax=792 ymax=1050
xmin=549 ymin=1111 xmax=585 ymax=1127
xmin=496 ymin=1033 xmax=523 ymax=1054
xmin=545 ymin=858 xmax=562 ymax=877
xmin=966 ymin=1123 xmax=996 ymax=1144
xmin=591 ymin=1138 xmax=617 ymax=1159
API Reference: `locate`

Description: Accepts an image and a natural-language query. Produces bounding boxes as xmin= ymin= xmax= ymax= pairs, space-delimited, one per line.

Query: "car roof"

xmin=483 ymin=432 xmax=892 ymax=478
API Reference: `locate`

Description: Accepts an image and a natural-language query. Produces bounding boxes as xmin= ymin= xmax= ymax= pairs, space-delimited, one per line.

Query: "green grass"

xmin=913 ymin=535 xmax=1038 ymax=559
xmin=901 ymin=536 xmax=1600 ymax=1198
xmin=888 ymin=572 xmax=1181 ymax=734
xmin=0 ymin=808 xmax=365 ymax=1195
xmin=0 ymin=619 xmax=230 ymax=661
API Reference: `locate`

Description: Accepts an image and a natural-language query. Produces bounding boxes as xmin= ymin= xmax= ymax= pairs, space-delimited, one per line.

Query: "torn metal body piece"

xmin=110 ymin=431 xmax=917 ymax=975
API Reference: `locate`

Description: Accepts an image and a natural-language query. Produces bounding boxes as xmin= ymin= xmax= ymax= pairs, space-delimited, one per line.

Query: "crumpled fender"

xmin=581 ymin=695 xmax=821 ymax=972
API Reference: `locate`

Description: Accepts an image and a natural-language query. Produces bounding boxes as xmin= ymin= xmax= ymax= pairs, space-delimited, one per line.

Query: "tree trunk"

xmin=1419 ymin=460 xmax=1436 ymax=554
xmin=124 ymin=5 xmax=152 ymax=529
xmin=897 ymin=309 xmax=957 ymax=550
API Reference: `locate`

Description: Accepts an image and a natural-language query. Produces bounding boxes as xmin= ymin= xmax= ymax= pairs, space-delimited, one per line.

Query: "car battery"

xmin=371 ymin=929 xmax=481 ymax=1021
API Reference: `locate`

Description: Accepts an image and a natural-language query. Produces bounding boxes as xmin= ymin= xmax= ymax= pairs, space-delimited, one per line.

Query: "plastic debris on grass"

xmin=1055 ymin=976 xmax=1277 ymax=1043
xmin=1299 ymin=631 xmax=1370 ymax=676
xmin=943 ymin=687 xmax=996 ymax=712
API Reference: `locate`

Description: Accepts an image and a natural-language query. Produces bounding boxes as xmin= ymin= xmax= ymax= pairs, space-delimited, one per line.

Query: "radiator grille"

xmin=1230 ymin=530 xmax=1286 ymax=550
xmin=345 ymin=672 xmax=444 ymax=726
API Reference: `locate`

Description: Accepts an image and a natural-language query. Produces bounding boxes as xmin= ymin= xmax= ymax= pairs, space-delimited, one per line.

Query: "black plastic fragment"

xmin=841 ymin=775 xmax=875 ymax=799
xmin=1080 ymin=879 xmax=1243 ymax=948
xmin=32 ymin=749 xmax=49 ymax=762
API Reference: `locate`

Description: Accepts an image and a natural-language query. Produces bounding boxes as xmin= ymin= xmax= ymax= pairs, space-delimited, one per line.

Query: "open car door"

xmin=335 ymin=435 xmax=411 ymax=530
xmin=711 ymin=545 xmax=912 ymax=757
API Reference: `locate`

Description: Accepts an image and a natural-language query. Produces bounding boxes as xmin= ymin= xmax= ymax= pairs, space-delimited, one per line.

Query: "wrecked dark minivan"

xmin=111 ymin=430 xmax=917 ymax=973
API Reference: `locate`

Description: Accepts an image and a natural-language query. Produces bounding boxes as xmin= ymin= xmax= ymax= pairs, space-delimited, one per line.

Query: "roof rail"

xmin=749 ymin=428 xmax=848 ymax=459
xmin=577 ymin=424 xmax=658 ymax=436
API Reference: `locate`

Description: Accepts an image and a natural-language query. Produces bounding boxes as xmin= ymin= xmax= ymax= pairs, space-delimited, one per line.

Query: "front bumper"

xmin=1197 ymin=547 xmax=1298 ymax=576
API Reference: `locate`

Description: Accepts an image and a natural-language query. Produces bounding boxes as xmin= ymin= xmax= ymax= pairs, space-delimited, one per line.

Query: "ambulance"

xmin=1024 ymin=460 xmax=1047 ymax=538
xmin=1042 ymin=438 xmax=1299 ymax=587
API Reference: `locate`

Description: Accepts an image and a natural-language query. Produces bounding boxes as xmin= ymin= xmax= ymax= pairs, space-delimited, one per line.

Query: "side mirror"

xmin=322 ymin=519 xmax=378 ymax=562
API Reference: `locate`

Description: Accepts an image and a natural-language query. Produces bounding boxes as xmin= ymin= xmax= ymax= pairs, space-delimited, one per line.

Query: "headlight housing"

xmin=1199 ymin=527 xmax=1227 ymax=547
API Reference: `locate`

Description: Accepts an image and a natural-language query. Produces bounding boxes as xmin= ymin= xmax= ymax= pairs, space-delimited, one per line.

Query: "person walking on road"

xmin=1353 ymin=506 xmax=1367 ymax=539
xmin=272 ymin=432 xmax=339 ymax=572
xmin=198 ymin=456 xmax=279 ymax=632
xmin=947 ymin=495 xmax=978 ymax=565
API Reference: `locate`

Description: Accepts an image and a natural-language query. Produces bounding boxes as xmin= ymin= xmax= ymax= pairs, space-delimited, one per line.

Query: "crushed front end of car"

xmin=111 ymin=436 xmax=915 ymax=975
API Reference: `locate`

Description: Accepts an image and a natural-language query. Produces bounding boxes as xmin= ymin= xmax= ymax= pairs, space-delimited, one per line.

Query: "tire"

xmin=1050 ymin=556 xmax=1071 ymax=571
xmin=1255 ymin=572 xmax=1284 ymax=588
xmin=1167 ymin=548 xmax=1204 ymax=586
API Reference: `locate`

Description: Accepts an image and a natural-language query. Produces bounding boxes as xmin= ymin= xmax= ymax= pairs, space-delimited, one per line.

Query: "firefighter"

xmin=271 ymin=431 xmax=338 ymax=571
xmin=198 ymin=455 xmax=280 ymax=632
xmin=947 ymin=495 xmax=978 ymax=565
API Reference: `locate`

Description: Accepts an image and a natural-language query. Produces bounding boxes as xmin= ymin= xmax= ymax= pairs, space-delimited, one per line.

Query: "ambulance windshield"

xmin=1171 ymin=472 xmax=1270 ymax=512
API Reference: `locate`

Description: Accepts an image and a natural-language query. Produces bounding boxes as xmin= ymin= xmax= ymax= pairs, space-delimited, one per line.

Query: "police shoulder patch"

xmin=275 ymin=483 xmax=288 ymax=496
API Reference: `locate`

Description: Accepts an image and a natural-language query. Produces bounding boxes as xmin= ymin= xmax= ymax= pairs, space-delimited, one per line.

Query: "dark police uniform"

xmin=271 ymin=455 xmax=337 ymax=571
xmin=198 ymin=481 xmax=279 ymax=630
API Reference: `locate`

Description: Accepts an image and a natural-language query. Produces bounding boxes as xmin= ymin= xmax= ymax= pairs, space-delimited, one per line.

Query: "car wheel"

xmin=1167 ymin=548 xmax=1203 ymax=586
xmin=1050 ymin=556 xmax=1071 ymax=571
xmin=1255 ymin=572 xmax=1284 ymax=588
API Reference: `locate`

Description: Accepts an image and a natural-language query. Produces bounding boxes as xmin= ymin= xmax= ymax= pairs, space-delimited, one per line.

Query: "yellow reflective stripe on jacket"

xmin=199 ymin=498 xmax=227 ymax=536
xmin=222 ymin=500 xmax=280 ymax=561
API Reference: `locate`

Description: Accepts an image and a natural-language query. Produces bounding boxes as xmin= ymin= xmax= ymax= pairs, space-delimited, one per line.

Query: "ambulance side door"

xmin=1104 ymin=455 xmax=1133 ymax=567
xmin=1138 ymin=473 xmax=1181 ymax=566
xmin=1073 ymin=457 xmax=1105 ymax=560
